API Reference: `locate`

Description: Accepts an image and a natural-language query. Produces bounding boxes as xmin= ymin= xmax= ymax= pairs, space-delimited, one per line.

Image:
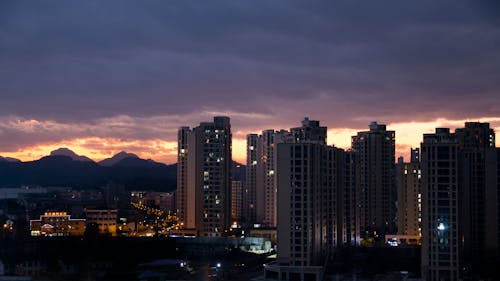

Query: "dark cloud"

xmin=0 ymin=0 xmax=499 ymax=129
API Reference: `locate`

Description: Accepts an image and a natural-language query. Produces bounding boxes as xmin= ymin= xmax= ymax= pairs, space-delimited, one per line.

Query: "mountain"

xmin=0 ymin=154 xmax=176 ymax=191
xmin=99 ymin=151 xmax=139 ymax=167
xmin=50 ymin=148 xmax=94 ymax=162
xmin=112 ymin=157 xmax=166 ymax=168
xmin=0 ymin=150 xmax=245 ymax=191
xmin=0 ymin=156 xmax=21 ymax=163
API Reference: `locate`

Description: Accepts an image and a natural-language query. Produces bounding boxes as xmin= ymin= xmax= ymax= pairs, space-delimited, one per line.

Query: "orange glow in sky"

xmin=1 ymin=118 xmax=499 ymax=165
xmin=0 ymin=137 xmax=177 ymax=164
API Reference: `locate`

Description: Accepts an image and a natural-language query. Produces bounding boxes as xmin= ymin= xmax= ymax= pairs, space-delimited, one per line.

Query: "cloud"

xmin=0 ymin=1 xmax=499 ymax=123
xmin=0 ymin=1 xmax=499 ymax=162
xmin=0 ymin=114 xmax=499 ymax=164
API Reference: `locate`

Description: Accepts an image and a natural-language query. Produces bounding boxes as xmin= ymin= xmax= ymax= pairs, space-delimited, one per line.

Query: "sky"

xmin=0 ymin=1 xmax=499 ymax=164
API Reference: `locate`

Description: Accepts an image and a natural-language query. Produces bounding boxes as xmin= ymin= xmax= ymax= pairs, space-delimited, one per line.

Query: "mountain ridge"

xmin=50 ymin=147 xmax=94 ymax=162
xmin=0 ymin=148 xmax=245 ymax=190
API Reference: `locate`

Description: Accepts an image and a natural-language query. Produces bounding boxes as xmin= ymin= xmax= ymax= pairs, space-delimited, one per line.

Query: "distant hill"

xmin=0 ymin=150 xmax=176 ymax=191
xmin=50 ymin=147 xmax=94 ymax=162
xmin=0 ymin=149 xmax=245 ymax=190
xmin=99 ymin=151 xmax=139 ymax=167
xmin=0 ymin=156 xmax=21 ymax=163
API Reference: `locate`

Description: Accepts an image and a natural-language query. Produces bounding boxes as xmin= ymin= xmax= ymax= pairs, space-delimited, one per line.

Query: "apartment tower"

xmin=396 ymin=148 xmax=422 ymax=237
xmin=352 ymin=121 xmax=396 ymax=237
xmin=421 ymin=123 xmax=499 ymax=280
xmin=177 ymin=116 xmax=232 ymax=236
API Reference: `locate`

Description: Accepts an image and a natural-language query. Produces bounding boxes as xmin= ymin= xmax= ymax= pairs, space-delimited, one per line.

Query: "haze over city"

xmin=1 ymin=1 xmax=499 ymax=164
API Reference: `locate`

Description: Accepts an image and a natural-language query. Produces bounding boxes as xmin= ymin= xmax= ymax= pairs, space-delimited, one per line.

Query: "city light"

xmin=437 ymin=223 xmax=446 ymax=231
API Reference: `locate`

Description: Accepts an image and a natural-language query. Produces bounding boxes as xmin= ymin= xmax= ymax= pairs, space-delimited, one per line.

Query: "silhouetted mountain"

xmin=0 ymin=154 xmax=176 ymax=191
xmin=112 ymin=157 xmax=166 ymax=168
xmin=0 ymin=151 xmax=245 ymax=191
xmin=99 ymin=151 xmax=139 ymax=167
xmin=50 ymin=148 xmax=94 ymax=162
xmin=0 ymin=156 xmax=21 ymax=163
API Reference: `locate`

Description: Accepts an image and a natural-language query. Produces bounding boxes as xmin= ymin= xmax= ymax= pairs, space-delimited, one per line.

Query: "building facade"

xmin=244 ymin=134 xmax=259 ymax=225
xmin=177 ymin=126 xmax=190 ymax=229
xmin=266 ymin=118 xmax=356 ymax=281
xmin=421 ymin=123 xmax=499 ymax=281
xmin=231 ymin=181 xmax=243 ymax=221
xmin=30 ymin=212 xmax=86 ymax=236
xmin=84 ymin=209 xmax=118 ymax=235
xmin=177 ymin=116 xmax=232 ymax=236
xmin=352 ymin=121 xmax=396 ymax=237
xmin=396 ymin=148 xmax=421 ymax=237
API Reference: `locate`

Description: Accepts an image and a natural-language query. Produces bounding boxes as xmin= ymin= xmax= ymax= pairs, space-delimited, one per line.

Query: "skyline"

xmin=1 ymin=1 xmax=500 ymax=164
xmin=1 ymin=116 xmax=499 ymax=164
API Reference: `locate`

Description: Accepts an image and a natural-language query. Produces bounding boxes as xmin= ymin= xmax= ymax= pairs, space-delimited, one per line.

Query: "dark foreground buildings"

xmin=421 ymin=123 xmax=499 ymax=281
xmin=177 ymin=116 xmax=232 ymax=237
xmin=264 ymin=118 xmax=359 ymax=281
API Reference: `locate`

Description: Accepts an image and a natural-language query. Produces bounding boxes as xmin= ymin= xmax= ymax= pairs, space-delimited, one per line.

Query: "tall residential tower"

xmin=421 ymin=123 xmax=499 ymax=281
xmin=177 ymin=116 xmax=232 ymax=237
xmin=352 ymin=121 xmax=396 ymax=237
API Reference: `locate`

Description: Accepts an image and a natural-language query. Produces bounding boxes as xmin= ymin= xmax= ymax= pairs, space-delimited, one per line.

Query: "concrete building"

xmin=290 ymin=117 xmax=327 ymax=144
xmin=421 ymin=128 xmax=461 ymax=281
xmin=257 ymin=129 xmax=279 ymax=227
xmin=30 ymin=212 xmax=85 ymax=237
xmin=265 ymin=118 xmax=351 ymax=281
xmin=84 ymin=209 xmax=118 ymax=235
xmin=247 ymin=129 xmax=293 ymax=228
xmin=352 ymin=121 xmax=396 ymax=238
xmin=338 ymin=150 xmax=360 ymax=246
xmin=455 ymin=122 xmax=498 ymax=269
xmin=396 ymin=148 xmax=421 ymax=237
xmin=244 ymin=134 xmax=259 ymax=225
xmin=231 ymin=181 xmax=243 ymax=221
xmin=177 ymin=116 xmax=232 ymax=237
xmin=177 ymin=126 xmax=190 ymax=229
xmin=421 ymin=123 xmax=499 ymax=281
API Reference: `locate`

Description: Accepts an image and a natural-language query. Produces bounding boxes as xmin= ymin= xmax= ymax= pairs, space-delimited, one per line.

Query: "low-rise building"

xmin=84 ymin=209 xmax=118 ymax=235
xmin=30 ymin=212 xmax=85 ymax=236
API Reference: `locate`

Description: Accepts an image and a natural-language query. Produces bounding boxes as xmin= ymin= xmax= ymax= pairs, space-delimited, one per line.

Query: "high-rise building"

xmin=176 ymin=116 xmax=232 ymax=237
xmin=454 ymin=122 xmax=498 ymax=270
xmin=177 ymin=126 xmax=190 ymax=229
xmin=352 ymin=121 xmax=396 ymax=237
xmin=244 ymin=134 xmax=259 ymax=225
xmin=290 ymin=117 xmax=327 ymax=144
xmin=421 ymin=128 xmax=461 ymax=281
xmin=265 ymin=118 xmax=353 ymax=281
xmin=256 ymin=129 xmax=277 ymax=227
xmin=231 ymin=181 xmax=243 ymax=221
xmin=421 ymin=123 xmax=499 ymax=281
xmin=276 ymin=143 xmax=336 ymax=266
xmin=339 ymin=150 xmax=360 ymax=246
xmin=248 ymin=129 xmax=293 ymax=228
xmin=396 ymin=148 xmax=421 ymax=237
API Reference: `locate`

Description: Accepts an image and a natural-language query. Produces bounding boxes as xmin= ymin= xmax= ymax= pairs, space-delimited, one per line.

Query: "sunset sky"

xmin=1 ymin=1 xmax=499 ymax=164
